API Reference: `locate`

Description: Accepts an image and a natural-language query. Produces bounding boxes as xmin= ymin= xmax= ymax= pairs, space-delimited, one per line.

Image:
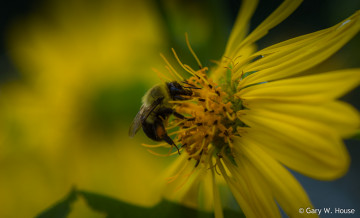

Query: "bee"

xmin=129 ymin=81 xmax=193 ymax=154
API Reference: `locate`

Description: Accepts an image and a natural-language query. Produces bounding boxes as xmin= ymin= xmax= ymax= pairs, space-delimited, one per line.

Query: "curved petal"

xmin=233 ymin=140 xmax=317 ymax=217
xmin=243 ymin=99 xmax=360 ymax=137
xmin=237 ymin=69 xmax=360 ymax=102
xmin=236 ymin=10 xmax=360 ymax=85
xmin=237 ymin=107 xmax=350 ymax=179
xmin=217 ymin=157 xmax=279 ymax=217
xmin=223 ymin=0 xmax=258 ymax=58
xmin=219 ymin=155 xmax=281 ymax=217
xmin=233 ymin=28 xmax=330 ymax=80
xmin=160 ymin=154 xmax=202 ymax=208
xmin=210 ymin=159 xmax=224 ymax=218
xmin=229 ymin=0 xmax=303 ymax=59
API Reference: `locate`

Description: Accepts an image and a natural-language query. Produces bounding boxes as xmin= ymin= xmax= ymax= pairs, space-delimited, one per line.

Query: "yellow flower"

xmin=143 ymin=0 xmax=360 ymax=217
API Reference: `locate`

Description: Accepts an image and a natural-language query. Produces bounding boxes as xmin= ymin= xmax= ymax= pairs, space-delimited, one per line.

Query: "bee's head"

xmin=167 ymin=81 xmax=192 ymax=99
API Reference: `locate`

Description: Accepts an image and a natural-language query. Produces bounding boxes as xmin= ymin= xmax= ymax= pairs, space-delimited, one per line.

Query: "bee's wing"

xmin=128 ymin=97 xmax=164 ymax=137
xmin=128 ymin=105 xmax=147 ymax=137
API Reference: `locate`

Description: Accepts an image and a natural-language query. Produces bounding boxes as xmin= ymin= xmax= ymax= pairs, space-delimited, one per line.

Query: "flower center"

xmin=172 ymin=68 xmax=243 ymax=166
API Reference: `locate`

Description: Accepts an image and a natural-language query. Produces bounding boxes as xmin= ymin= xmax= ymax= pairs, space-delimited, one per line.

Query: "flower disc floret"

xmin=172 ymin=69 xmax=243 ymax=166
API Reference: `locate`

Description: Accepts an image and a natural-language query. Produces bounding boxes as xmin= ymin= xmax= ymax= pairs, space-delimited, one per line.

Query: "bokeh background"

xmin=0 ymin=0 xmax=359 ymax=217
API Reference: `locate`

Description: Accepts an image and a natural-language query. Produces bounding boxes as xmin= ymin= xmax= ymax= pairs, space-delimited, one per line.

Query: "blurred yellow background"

xmin=0 ymin=0 xmax=170 ymax=217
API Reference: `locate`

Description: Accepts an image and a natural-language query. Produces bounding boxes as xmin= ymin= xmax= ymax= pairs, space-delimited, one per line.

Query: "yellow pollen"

xmin=172 ymin=69 xmax=239 ymax=166
xmin=153 ymin=37 xmax=245 ymax=169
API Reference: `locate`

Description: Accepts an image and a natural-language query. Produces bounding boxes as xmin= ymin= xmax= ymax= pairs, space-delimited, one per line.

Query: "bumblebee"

xmin=129 ymin=81 xmax=192 ymax=154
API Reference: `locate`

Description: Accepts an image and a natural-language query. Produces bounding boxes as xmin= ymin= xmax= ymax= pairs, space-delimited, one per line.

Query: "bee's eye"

xmin=168 ymin=82 xmax=182 ymax=93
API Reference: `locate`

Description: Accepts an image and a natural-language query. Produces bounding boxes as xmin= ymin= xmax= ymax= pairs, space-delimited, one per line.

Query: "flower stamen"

xmin=160 ymin=53 xmax=184 ymax=81
xmin=141 ymin=143 xmax=171 ymax=148
xmin=147 ymin=147 xmax=182 ymax=157
xmin=171 ymin=68 xmax=244 ymax=167
xmin=174 ymin=168 xmax=196 ymax=192
xmin=185 ymin=32 xmax=203 ymax=69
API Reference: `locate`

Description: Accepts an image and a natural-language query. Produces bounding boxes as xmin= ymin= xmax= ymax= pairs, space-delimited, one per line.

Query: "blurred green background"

xmin=0 ymin=0 xmax=359 ymax=217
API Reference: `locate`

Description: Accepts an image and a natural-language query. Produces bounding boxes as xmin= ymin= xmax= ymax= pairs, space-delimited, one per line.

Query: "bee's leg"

xmin=173 ymin=95 xmax=186 ymax=100
xmin=173 ymin=109 xmax=196 ymax=122
xmin=156 ymin=108 xmax=173 ymax=119
xmin=173 ymin=111 xmax=185 ymax=119
xmin=152 ymin=115 xmax=181 ymax=156
xmin=162 ymin=134 xmax=181 ymax=155
xmin=157 ymin=107 xmax=185 ymax=120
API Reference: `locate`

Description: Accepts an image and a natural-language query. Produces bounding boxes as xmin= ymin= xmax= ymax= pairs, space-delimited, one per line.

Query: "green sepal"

xmin=225 ymin=146 xmax=238 ymax=167
xmin=36 ymin=188 xmax=244 ymax=218
xmin=36 ymin=187 xmax=77 ymax=218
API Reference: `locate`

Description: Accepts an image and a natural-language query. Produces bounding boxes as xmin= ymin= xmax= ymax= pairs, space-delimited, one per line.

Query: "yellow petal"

xmin=234 ymin=140 xmax=317 ymax=217
xmin=237 ymin=69 xmax=360 ymax=102
xmin=159 ymin=153 xmax=219 ymax=212
xmin=243 ymin=100 xmax=360 ymax=137
xmin=220 ymin=155 xmax=281 ymax=217
xmin=217 ymin=159 xmax=259 ymax=217
xmin=210 ymin=160 xmax=224 ymax=218
xmin=237 ymin=107 xmax=350 ymax=179
xmin=223 ymin=0 xmax=258 ymax=58
xmin=229 ymin=0 xmax=303 ymax=59
xmin=159 ymin=154 xmax=200 ymax=208
xmin=233 ymin=28 xmax=330 ymax=80
xmin=236 ymin=10 xmax=360 ymax=85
